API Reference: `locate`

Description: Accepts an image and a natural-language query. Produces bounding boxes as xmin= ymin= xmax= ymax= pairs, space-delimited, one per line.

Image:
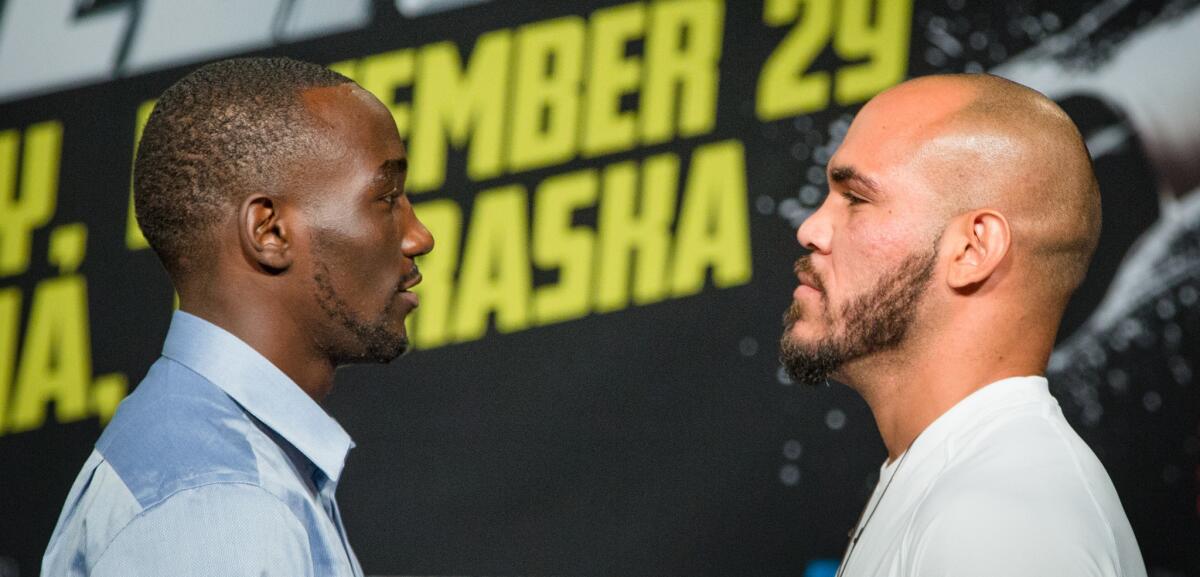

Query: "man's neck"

xmin=179 ymin=299 xmax=336 ymax=403
xmin=845 ymin=347 xmax=1048 ymax=463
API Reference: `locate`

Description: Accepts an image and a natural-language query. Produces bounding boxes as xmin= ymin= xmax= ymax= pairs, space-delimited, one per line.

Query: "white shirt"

xmin=838 ymin=376 xmax=1146 ymax=577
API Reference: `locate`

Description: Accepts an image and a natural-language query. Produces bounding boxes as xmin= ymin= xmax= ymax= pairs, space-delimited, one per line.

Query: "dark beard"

xmin=780 ymin=247 xmax=938 ymax=386
xmin=312 ymin=258 xmax=409 ymax=364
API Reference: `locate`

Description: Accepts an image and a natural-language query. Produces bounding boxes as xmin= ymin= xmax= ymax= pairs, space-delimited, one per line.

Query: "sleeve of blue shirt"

xmin=89 ymin=483 xmax=315 ymax=577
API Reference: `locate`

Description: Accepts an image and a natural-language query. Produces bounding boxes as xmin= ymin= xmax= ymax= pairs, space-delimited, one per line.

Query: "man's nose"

xmin=796 ymin=195 xmax=833 ymax=254
xmin=402 ymin=211 xmax=434 ymax=258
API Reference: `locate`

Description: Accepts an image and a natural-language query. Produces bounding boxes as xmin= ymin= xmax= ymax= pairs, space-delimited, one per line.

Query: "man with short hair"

xmin=781 ymin=74 xmax=1146 ymax=576
xmin=42 ymin=57 xmax=433 ymax=576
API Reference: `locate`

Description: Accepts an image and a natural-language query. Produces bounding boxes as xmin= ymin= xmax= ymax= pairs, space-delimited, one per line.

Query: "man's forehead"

xmin=842 ymin=79 xmax=976 ymax=146
xmin=826 ymin=124 xmax=893 ymax=192
xmin=300 ymin=84 xmax=370 ymax=123
xmin=301 ymin=83 xmax=404 ymax=153
xmin=832 ymin=82 xmax=980 ymax=173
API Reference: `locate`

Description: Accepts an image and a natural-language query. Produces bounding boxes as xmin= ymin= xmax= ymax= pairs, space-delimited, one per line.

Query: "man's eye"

xmin=840 ymin=191 xmax=865 ymax=205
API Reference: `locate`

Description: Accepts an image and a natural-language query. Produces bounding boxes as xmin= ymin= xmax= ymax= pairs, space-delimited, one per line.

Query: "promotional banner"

xmin=1 ymin=0 xmax=1196 ymax=575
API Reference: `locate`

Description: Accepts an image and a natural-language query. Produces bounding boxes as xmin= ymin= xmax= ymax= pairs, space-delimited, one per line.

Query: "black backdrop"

xmin=1 ymin=1 xmax=1197 ymax=575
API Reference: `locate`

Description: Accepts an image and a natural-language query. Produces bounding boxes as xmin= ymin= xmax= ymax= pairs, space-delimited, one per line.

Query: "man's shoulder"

xmin=95 ymin=356 xmax=265 ymax=510
xmin=904 ymin=408 xmax=1142 ymax=574
xmin=951 ymin=405 xmax=1113 ymax=483
xmin=924 ymin=408 xmax=1114 ymax=519
xmin=43 ymin=460 xmax=313 ymax=577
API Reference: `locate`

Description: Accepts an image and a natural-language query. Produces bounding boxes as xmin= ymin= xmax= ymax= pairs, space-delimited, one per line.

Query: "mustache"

xmin=783 ymin=256 xmax=825 ymax=328
xmin=794 ymin=256 xmax=825 ymax=293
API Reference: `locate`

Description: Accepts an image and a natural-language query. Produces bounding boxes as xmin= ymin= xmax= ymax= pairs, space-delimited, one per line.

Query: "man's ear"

xmin=946 ymin=209 xmax=1010 ymax=290
xmin=239 ymin=194 xmax=292 ymax=272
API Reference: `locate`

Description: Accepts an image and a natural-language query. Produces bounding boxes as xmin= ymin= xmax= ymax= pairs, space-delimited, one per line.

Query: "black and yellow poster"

xmin=1 ymin=1 xmax=1197 ymax=575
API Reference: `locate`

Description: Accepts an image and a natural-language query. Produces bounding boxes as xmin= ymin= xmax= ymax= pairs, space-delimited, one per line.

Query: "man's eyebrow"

xmin=370 ymin=158 xmax=408 ymax=187
xmin=381 ymin=158 xmax=408 ymax=177
xmin=829 ymin=165 xmax=883 ymax=196
xmin=366 ymin=159 xmax=408 ymax=195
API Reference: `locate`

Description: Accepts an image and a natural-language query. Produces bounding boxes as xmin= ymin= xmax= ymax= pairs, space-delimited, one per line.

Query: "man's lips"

xmin=796 ymin=271 xmax=821 ymax=292
xmin=793 ymin=257 xmax=825 ymax=294
xmin=794 ymin=283 xmax=821 ymax=301
xmin=397 ymin=267 xmax=422 ymax=308
xmin=399 ymin=266 xmax=422 ymax=291
xmin=795 ymin=268 xmax=824 ymax=298
xmin=398 ymin=290 xmax=420 ymax=309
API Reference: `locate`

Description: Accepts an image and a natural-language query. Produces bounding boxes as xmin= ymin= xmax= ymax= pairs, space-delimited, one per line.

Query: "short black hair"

xmin=134 ymin=57 xmax=351 ymax=278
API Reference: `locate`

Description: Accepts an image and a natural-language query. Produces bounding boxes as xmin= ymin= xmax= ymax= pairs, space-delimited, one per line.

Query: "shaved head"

xmin=783 ymin=73 xmax=1102 ymax=390
xmin=940 ymin=74 xmax=1094 ymax=298
xmin=899 ymin=74 xmax=1101 ymax=302
xmin=135 ymin=58 xmax=352 ymax=280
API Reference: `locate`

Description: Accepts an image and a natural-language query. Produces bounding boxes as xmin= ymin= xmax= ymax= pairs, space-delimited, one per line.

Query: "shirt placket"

xmin=315 ymin=471 xmax=364 ymax=577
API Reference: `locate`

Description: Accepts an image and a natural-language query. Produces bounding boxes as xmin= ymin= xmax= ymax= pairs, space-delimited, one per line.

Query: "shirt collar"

xmin=161 ymin=310 xmax=355 ymax=482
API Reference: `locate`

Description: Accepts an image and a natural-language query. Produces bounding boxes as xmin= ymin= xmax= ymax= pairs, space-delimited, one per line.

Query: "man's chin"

xmin=346 ymin=319 xmax=410 ymax=364
xmin=780 ymin=333 xmax=842 ymax=386
xmin=371 ymin=331 xmax=410 ymax=362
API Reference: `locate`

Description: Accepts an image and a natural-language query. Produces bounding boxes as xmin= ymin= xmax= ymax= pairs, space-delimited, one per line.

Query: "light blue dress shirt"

xmin=42 ymin=311 xmax=364 ymax=577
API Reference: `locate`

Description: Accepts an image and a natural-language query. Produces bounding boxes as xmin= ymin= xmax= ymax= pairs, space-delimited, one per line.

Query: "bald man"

xmin=781 ymin=74 xmax=1146 ymax=576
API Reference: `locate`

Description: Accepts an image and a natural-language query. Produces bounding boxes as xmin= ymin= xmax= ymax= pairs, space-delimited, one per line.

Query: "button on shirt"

xmin=837 ymin=376 xmax=1146 ymax=577
xmin=42 ymin=311 xmax=364 ymax=577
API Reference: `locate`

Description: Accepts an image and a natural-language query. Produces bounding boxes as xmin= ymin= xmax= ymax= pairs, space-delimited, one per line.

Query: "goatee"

xmin=780 ymin=247 xmax=937 ymax=385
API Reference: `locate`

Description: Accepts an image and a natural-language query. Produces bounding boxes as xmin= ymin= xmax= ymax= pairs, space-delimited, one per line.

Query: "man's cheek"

xmin=848 ymin=226 xmax=906 ymax=260
xmin=842 ymin=230 xmax=910 ymax=287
